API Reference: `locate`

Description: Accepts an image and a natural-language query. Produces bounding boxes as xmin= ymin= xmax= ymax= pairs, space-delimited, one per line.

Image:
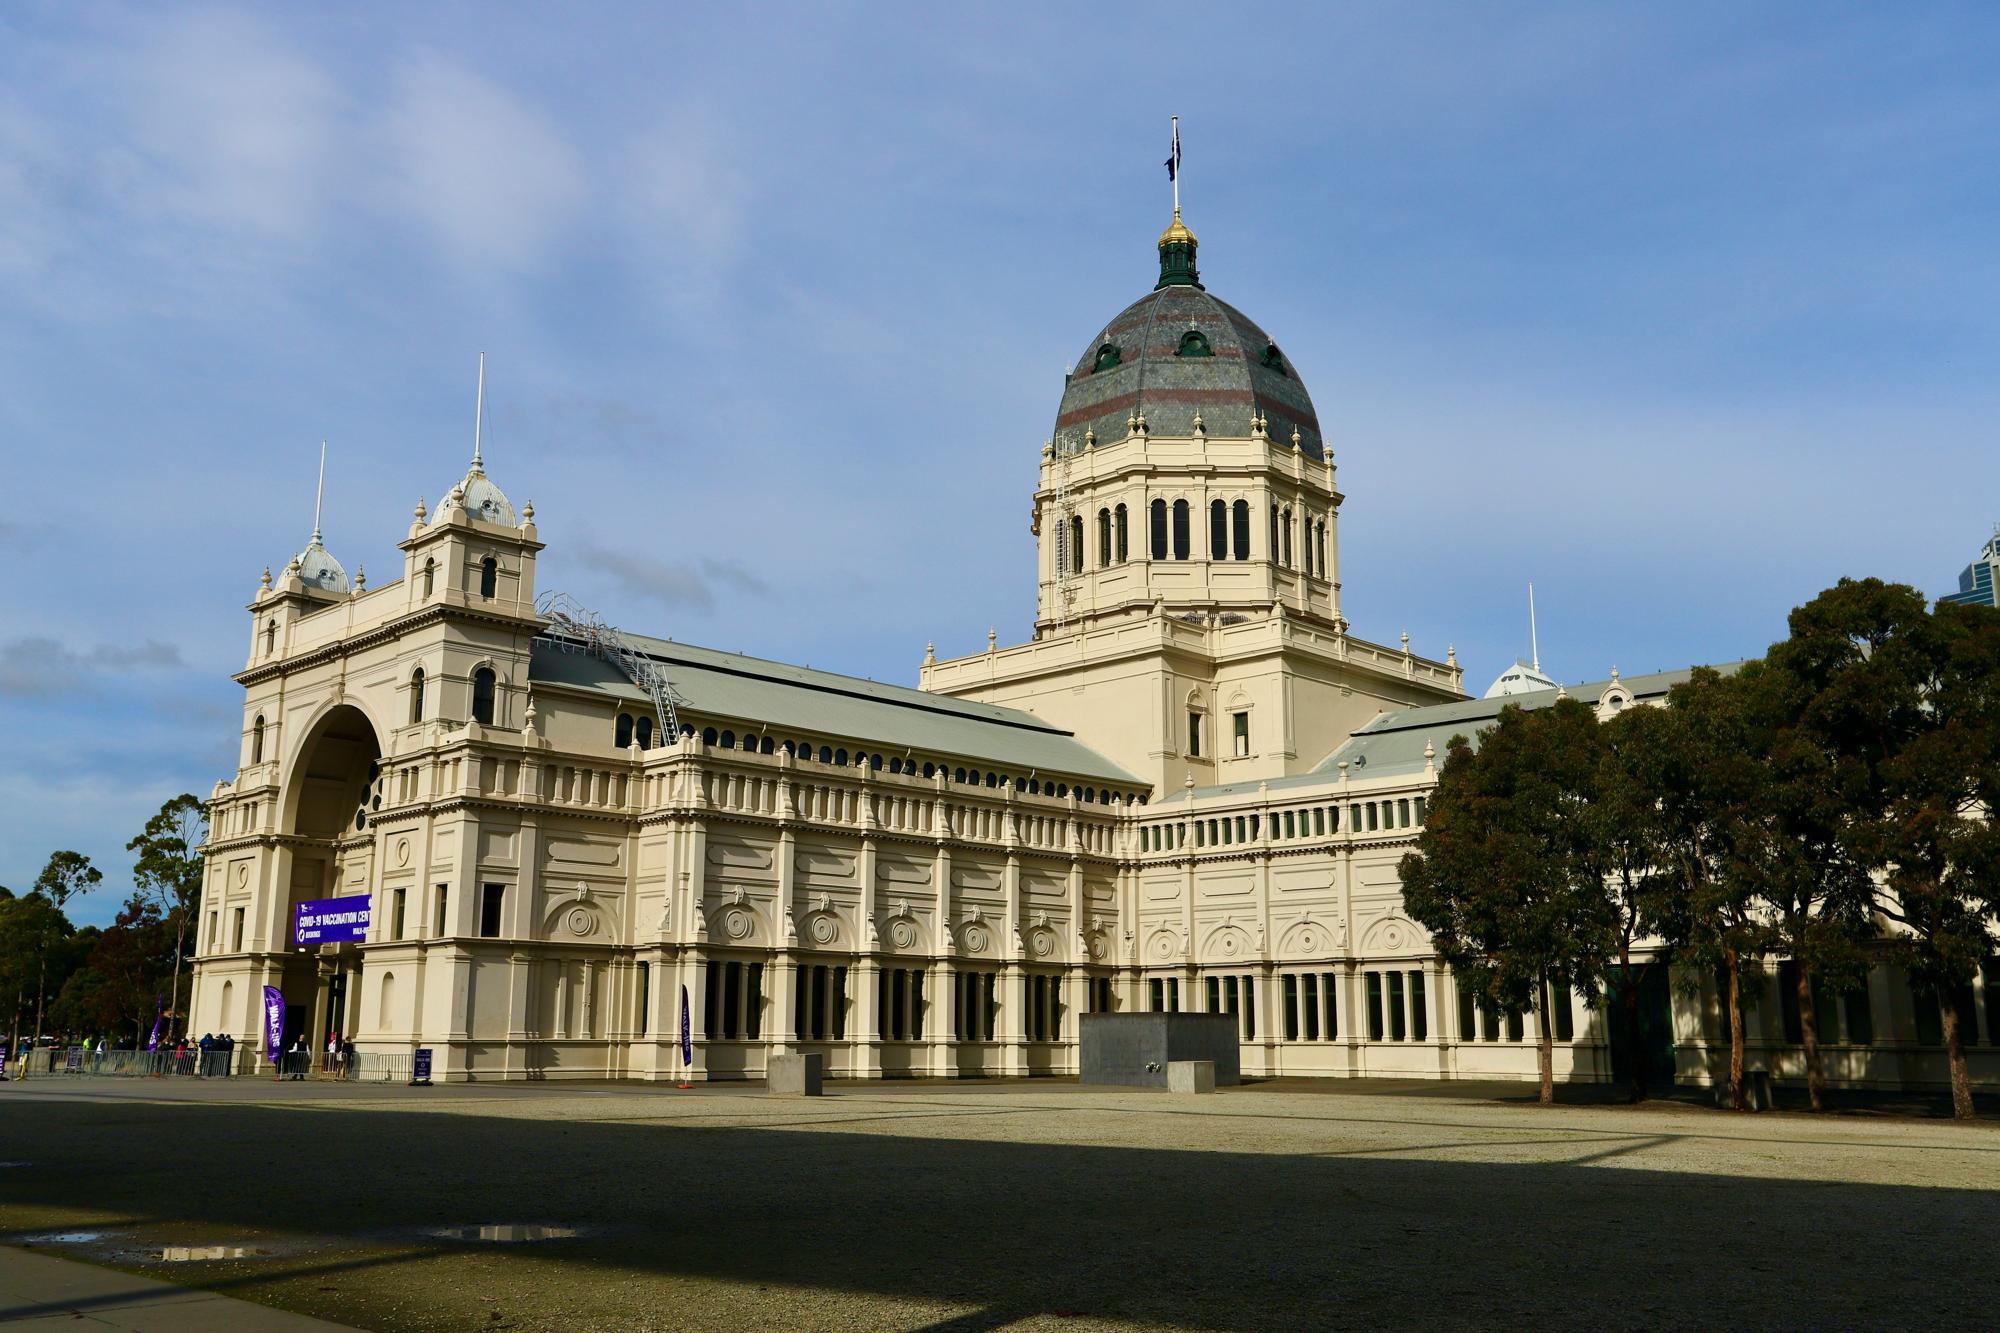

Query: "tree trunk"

xmin=1797 ymin=961 xmax=1826 ymax=1112
xmin=1536 ymin=973 xmax=1555 ymax=1106
xmin=169 ymin=914 xmax=189 ymax=1042
xmin=1620 ymin=940 xmax=1645 ymax=1103
xmin=1725 ymin=948 xmax=1746 ymax=1112
xmin=1940 ymin=992 xmax=1976 ymax=1120
xmin=30 ymin=948 xmax=47 ymax=1076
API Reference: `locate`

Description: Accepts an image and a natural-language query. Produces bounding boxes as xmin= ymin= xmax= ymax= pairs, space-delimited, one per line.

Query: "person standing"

xmin=339 ymin=1036 xmax=356 ymax=1082
xmin=288 ymin=1034 xmax=308 ymax=1080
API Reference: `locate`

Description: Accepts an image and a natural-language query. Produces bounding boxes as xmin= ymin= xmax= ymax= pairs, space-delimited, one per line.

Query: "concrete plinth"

xmin=768 ymin=1052 xmax=823 ymax=1096
xmin=1167 ymin=1060 xmax=1216 ymax=1094
xmin=1079 ymin=1013 xmax=1241 ymax=1088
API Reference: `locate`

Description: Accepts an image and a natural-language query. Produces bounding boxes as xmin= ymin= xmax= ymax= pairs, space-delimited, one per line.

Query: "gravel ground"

xmin=1 ymin=1075 xmax=1996 ymax=1331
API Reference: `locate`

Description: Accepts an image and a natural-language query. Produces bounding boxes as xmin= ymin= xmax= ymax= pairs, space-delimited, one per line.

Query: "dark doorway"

xmin=1607 ymin=963 xmax=1675 ymax=1092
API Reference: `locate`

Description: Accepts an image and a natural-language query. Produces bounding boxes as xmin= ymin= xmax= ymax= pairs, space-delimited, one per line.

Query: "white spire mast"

xmin=472 ymin=351 xmax=486 ymax=470
xmin=312 ymin=439 xmax=327 ymax=542
xmin=1529 ymin=582 xmax=1541 ymax=674
xmin=1169 ymin=116 xmax=1181 ymax=215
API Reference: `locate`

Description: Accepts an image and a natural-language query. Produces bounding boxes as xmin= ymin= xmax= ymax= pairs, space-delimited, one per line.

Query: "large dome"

xmin=1052 ymin=215 xmax=1323 ymax=460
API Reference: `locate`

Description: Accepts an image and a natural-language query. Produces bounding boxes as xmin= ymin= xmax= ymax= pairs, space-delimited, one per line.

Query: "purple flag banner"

xmin=145 ymin=995 xmax=163 ymax=1052
xmin=679 ymin=985 xmax=692 ymax=1068
xmin=293 ymin=895 xmax=371 ymax=946
xmin=262 ymin=985 xmax=285 ymax=1061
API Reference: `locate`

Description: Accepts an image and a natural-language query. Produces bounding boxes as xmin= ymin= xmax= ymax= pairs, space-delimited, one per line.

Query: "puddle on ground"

xmin=27 ymin=1232 xmax=108 ymax=1244
xmin=160 ymin=1245 xmax=268 ymax=1261
xmin=0 ymin=1161 xmax=29 ymax=1168
xmin=431 ymin=1224 xmax=578 ymax=1243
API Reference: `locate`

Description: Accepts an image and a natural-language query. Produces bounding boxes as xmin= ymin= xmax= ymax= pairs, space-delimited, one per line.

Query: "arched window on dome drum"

xmin=1150 ymin=499 xmax=1168 ymax=560
xmin=1282 ymin=507 xmax=1294 ymax=568
xmin=251 ymin=715 xmax=265 ymax=765
xmin=1232 ymin=499 xmax=1250 ymax=561
xmin=422 ymin=558 xmax=435 ymax=597
xmin=760 ymin=736 xmax=774 ymax=755
xmin=819 ymin=745 xmax=833 ymax=763
xmin=409 ymin=668 xmax=425 ymax=725
xmin=471 ymin=667 xmax=496 ymax=725
xmin=1115 ymin=504 xmax=1129 ymax=562
xmin=1176 ymin=329 xmax=1212 ymax=358
xmin=615 ymin=713 xmax=634 ymax=749
xmin=702 ymin=727 xmax=718 ymax=746
xmin=1097 ymin=508 xmax=1112 ymax=567
xmin=1067 ymin=515 xmax=1083 ymax=575
xmin=479 ymin=557 xmax=497 ymax=599
xmin=1172 ymin=500 xmax=1190 ymax=561
xmin=1092 ymin=343 xmax=1122 ymax=373
xmin=1209 ymin=500 xmax=1227 ymax=561
xmin=637 ymin=716 xmax=653 ymax=750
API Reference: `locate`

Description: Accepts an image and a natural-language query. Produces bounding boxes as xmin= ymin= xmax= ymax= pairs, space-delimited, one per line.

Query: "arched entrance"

xmin=276 ymin=704 xmax=384 ymax=1069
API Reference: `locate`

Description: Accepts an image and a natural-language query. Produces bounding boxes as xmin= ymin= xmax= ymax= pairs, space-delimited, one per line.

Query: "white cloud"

xmin=377 ymin=51 xmax=586 ymax=270
xmin=0 ymin=637 xmax=186 ymax=699
xmin=626 ymin=110 xmax=751 ymax=282
xmin=123 ymin=8 xmax=340 ymax=237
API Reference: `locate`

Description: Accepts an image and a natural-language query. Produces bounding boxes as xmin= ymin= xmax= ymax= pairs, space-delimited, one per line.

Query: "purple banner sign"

xmin=293 ymin=895 xmax=371 ymax=946
xmin=262 ymin=985 xmax=285 ymax=1061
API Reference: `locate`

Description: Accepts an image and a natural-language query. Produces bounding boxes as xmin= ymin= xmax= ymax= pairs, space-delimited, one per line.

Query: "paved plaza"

xmin=1 ymin=1076 xmax=1996 ymax=1330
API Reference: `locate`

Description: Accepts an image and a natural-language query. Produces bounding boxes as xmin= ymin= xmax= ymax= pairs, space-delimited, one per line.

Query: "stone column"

xmin=997 ymin=961 xmax=1028 ymax=1075
xmin=854 ymin=955 xmax=882 ymax=1078
xmin=929 ymin=956 xmax=956 ymax=1077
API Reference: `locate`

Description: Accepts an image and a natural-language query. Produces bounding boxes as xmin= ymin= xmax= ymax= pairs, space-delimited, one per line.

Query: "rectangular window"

xmin=1188 ymin=712 xmax=1203 ymax=758
xmin=1321 ymin=972 xmax=1338 ymax=1040
xmin=1233 ymin=711 xmax=1250 ymax=758
xmin=722 ymin=961 xmax=741 ymax=1038
xmin=1151 ymin=978 xmax=1165 ymax=1013
xmin=433 ymin=886 xmax=448 ymax=938
xmin=1506 ymin=1008 xmax=1525 ymax=1043
xmin=1407 ymin=971 xmax=1426 ymax=1042
xmin=911 ymin=969 xmax=925 ymax=1040
xmin=704 ymin=961 xmax=721 ymax=1040
xmin=1365 ymin=971 xmax=1384 ymax=1041
xmin=1283 ymin=974 xmax=1299 ymax=1040
xmin=833 ymin=966 xmax=849 ymax=1039
xmin=479 ymin=883 xmax=504 ymax=938
xmin=811 ymin=965 xmax=829 ymax=1041
xmin=1397 ymin=799 xmax=1411 ymax=828
xmin=1166 ymin=978 xmax=1179 ymax=1013
xmin=1206 ymin=976 xmax=1221 ymax=1013
xmin=747 ymin=962 xmax=764 ymax=1039
xmin=1349 ymin=804 xmax=1363 ymax=831
xmin=231 ymin=907 xmax=245 ymax=952
xmin=1283 ymin=811 xmax=1296 ymax=838
xmin=1779 ymin=960 xmax=1804 ymax=1044
xmin=391 ymin=889 xmax=407 ymax=941
xmin=1387 ymin=970 xmax=1406 ymax=1041
xmin=1414 ymin=797 xmax=1427 ymax=824
xmin=1302 ymin=973 xmax=1321 ymax=1041
xmin=1242 ymin=976 xmax=1256 ymax=1040
xmin=1313 ymin=808 xmax=1326 ymax=836
xmin=1457 ymin=981 xmax=1475 ymax=1042
xmin=1552 ymin=988 xmax=1572 ymax=1042
xmin=637 ymin=961 xmax=651 ymax=1037
xmin=1844 ymin=983 xmax=1874 ymax=1046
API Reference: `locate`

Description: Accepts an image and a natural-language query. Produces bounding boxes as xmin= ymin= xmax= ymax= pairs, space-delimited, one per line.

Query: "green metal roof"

xmin=530 ymin=633 xmax=1141 ymax=788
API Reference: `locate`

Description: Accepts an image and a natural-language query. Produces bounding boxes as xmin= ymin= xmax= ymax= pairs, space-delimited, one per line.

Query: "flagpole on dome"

xmin=1166 ymin=115 xmax=1181 ymax=217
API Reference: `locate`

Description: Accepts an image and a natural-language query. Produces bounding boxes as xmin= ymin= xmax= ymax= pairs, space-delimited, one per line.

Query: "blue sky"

xmin=4 ymin=4 xmax=1997 ymax=925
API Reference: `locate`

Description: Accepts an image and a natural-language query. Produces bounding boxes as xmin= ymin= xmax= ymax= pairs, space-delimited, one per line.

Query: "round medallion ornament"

xmin=566 ymin=907 xmax=594 ymax=937
xmin=1385 ymin=925 xmax=1404 ymax=949
xmin=725 ymin=908 xmax=754 ymax=941
xmin=1152 ymin=932 xmax=1176 ymax=960
xmin=395 ymin=838 xmax=411 ymax=868
xmin=1300 ymin=931 xmax=1317 ymax=953
xmin=965 ymin=926 xmax=988 ymax=953
xmin=232 ymin=863 xmax=248 ymax=889
xmin=889 ymin=918 xmax=916 ymax=949
xmin=1031 ymin=928 xmax=1053 ymax=958
xmin=1088 ymin=934 xmax=1106 ymax=961
xmin=810 ymin=913 xmax=837 ymax=945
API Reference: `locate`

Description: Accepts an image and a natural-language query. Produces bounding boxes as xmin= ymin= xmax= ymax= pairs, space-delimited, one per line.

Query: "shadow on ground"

xmin=1 ymin=1087 xmax=1996 ymax=1331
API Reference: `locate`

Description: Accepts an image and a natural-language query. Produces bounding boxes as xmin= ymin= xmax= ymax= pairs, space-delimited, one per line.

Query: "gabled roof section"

xmin=530 ymin=633 xmax=1141 ymax=787
xmin=1312 ymin=664 xmax=1746 ymax=780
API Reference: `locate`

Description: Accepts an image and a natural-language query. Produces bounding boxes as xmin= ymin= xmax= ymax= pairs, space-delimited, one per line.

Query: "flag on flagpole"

xmin=1164 ymin=120 xmax=1181 ymax=182
xmin=679 ymin=984 xmax=692 ymax=1069
xmin=145 ymin=995 xmax=163 ymax=1052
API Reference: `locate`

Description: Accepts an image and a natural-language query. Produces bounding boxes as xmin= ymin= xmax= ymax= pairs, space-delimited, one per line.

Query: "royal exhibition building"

xmin=187 ymin=213 xmax=2000 ymax=1095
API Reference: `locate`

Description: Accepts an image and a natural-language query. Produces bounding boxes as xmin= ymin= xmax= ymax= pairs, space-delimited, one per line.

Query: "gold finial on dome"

xmin=1158 ymin=208 xmax=1198 ymax=248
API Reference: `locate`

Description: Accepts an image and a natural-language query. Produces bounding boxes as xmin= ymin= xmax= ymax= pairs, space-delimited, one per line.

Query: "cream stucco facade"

xmin=189 ymin=217 xmax=2000 ymax=1092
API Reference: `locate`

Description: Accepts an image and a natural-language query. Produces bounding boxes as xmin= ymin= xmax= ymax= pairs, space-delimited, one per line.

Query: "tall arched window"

xmin=1282 ymin=507 xmax=1294 ymax=568
xmin=1232 ymin=499 xmax=1250 ymax=561
xmin=409 ymin=668 xmax=426 ymax=725
xmin=478 ymin=557 xmax=497 ymax=599
xmin=262 ymin=622 xmax=276 ymax=656
xmin=1115 ymin=504 xmax=1129 ymax=562
xmin=615 ymin=713 xmax=634 ymax=748
xmin=1149 ymin=499 xmax=1168 ymax=560
xmin=636 ymin=717 xmax=653 ymax=750
xmin=1209 ymin=499 xmax=1227 ymax=560
xmin=1270 ymin=505 xmax=1280 ymax=563
xmin=422 ymin=558 xmax=436 ymax=597
xmin=251 ymin=715 xmax=265 ymax=765
xmin=1067 ymin=515 xmax=1083 ymax=574
xmin=1171 ymin=500 xmax=1190 ymax=561
xmin=1317 ymin=521 xmax=1328 ymax=578
xmin=1097 ymin=508 xmax=1112 ymax=567
xmin=471 ymin=667 xmax=496 ymax=724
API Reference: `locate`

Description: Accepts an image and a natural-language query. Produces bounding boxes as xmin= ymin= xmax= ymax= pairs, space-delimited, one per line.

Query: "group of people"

xmin=278 ymin=1032 xmax=357 ymax=1080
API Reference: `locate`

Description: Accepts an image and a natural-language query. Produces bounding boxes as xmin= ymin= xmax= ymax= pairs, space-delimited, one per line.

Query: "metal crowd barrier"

xmin=11 ymin=1046 xmax=411 ymax=1082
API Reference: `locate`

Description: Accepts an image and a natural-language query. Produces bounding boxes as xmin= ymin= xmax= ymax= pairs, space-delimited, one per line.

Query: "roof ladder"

xmin=536 ymin=592 xmax=687 ymax=743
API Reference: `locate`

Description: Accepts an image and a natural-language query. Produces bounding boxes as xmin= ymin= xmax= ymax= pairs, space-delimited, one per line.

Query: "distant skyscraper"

xmin=1941 ymin=527 xmax=2000 ymax=609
